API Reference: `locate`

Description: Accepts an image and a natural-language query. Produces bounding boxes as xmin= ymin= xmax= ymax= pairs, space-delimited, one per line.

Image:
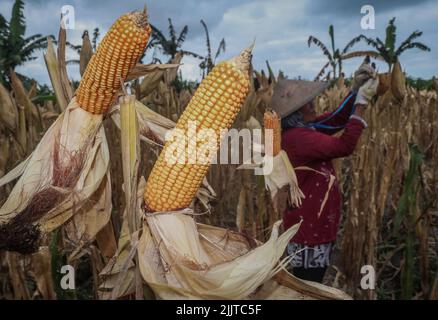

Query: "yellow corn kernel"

xmin=264 ymin=110 xmax=281 ymax=156
xmin=144 ymin=47 xmax=253 ymax=212
xmin=75 ymin=10 xmax=151 ymax=114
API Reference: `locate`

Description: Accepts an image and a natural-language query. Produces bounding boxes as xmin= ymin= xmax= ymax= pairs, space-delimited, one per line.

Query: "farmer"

xmin=271 ymin=63 xmax=379 ymax=283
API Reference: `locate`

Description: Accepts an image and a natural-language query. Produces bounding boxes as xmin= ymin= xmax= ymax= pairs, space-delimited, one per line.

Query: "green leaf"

xmin=9 ymin=0 xmax=26 ymax=43
xmin=393 ymin=144 xmax=423 ymax=234
xmin=329 ymin=24 xmax=335 ymax=55
xmin=385 ymin=17 xmax=396 ymax=54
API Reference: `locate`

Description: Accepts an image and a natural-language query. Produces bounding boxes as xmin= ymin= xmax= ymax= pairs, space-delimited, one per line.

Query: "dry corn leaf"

xmin=30 ymin=246 xmax=56 ymax=299
xmin=6 ymin=252 xmax=30 ymax=299
xmin=138 ymin=209 xmax=350 ymax=300
xmin=125 ymin=63 xmax=180 ymax=82
xmin=0 ymin=99 xmax=110 ymax=253
xmin=98 ymin=178 xmax=147 ymax=299
xmin=79 ymin=31 xmax=93 ymax=77
xmin=0 ymin=83 xmax=18 ymax=132
xmin=44 ymin=37 xmax=68 ymax=112
xmin=391 ymin=60 xmax=406 ymax=101
xmin=140 ymin=209 xmax=301 ymax=299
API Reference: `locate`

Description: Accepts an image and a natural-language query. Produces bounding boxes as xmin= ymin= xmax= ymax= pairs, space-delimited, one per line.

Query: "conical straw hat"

xmin=271 ymin=79 xmax=330 ymax=118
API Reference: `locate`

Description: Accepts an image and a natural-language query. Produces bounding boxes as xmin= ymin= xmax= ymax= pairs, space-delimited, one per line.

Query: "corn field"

xmin=0 ymin=8 xmax=437 ymax=301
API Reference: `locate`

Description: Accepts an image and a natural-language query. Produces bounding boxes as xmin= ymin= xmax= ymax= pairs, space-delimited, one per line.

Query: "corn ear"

xmin=391 ymin=60 xmax=406 ymax=101
xmin=144 ymin=47 xmax=252 ymax=212
xmin=76 ymin=10 xmax=151 ymax=114
xmin=264 ymin=110 xmax=281 ymax=156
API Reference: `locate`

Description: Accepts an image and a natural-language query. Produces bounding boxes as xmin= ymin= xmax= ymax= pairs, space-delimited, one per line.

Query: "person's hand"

xmin=355 ymin=77 xmax=379 ymax=106
xmin=352 ymin=63 xmax=376 ymax=92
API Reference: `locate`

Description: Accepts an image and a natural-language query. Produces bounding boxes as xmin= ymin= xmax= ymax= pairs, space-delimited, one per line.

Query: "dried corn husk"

xmin=377 ymin=73 xmax=391 ymax=96
xmin=0 ymin=98 xmax=110 ymax=253
xmin=98 ymin=219 xmax=136 ymax=299
xmin=0 ymin=83 xmax=18 ymax=132
xmin=6 ymin=252 xmax=30 ymax=299
xmin=0 ymin=136 xmax=9 ymax=177
xmin=80 ymin=31 xmax=93 ymax=77
xmin=391 ymin=60 xmax=406 ymax=101
xmin=263 ymin=151 xmax=304 ymax=208
xmin=139 ymin=212 xmax=296 ymax=299
xmin=164 ymin=52 xmax=183 ymax=84
xmin=138 ymin=206 xmax=349 ymax=300
xmin=139 ymin=70 xmax=166 ymax=97
xmin=379 ymin=90 xmax=394 ymax=108
xmin=98 ymin=177 xmax=147 ymax=299
xmin=433 ymin=78 xmax=438 ymax=92
xmin=126 ymin=63 xmax=179 ymax=82
xmin=44 ymin=37 xmax=68 ymax=112
xmin=30 ymin=246 xmax=56 ymax=299
xmin=63 ymin=170 xmax=112 ymax=259
xmin=110 ymin=99 xmax=174 ymax=145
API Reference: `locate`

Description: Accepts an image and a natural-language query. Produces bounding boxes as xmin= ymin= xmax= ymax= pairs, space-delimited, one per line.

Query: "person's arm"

xmin=298 ymin=108 xmax=367 ymax=161
xmin=313 ymin=92 xmax=357 ymax=135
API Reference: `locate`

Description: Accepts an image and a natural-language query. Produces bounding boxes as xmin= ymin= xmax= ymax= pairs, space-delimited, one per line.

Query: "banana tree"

xmin=148 ymin=18 xmax=203 ymax=62
xmin=0 ymin=0 xmax=52 ymax=84
xmin=352 ymin=17 xmax=430 ymax=71
xmin=309 ymin=25 xmax=380 ymax=80
xmin=199 ymin=19 xmax=226 ymax=78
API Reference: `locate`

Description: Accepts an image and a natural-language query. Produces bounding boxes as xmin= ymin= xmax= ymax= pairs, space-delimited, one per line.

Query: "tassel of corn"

xmin=76 ymin=9 xmax=151 ymax=114
xmin=144 ymin=46 xmax=253 ymax=212
xmin=263 ymin=110 xmax=281 ymax=156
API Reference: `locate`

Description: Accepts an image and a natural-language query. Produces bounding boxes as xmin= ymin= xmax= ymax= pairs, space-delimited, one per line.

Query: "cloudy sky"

xmin=1 ymin=0 xmax=437 ymax=85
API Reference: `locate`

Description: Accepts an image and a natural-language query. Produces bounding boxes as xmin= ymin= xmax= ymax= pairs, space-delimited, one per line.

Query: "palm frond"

xmin=385 ymin=17 xmax=397 ymax=53
xmin=342 ymin=35 xmax=368 ymax=54
xmin=0 ymin=15 xmax=9 ymax=43
xmin=214 ymin=38 xmax=226 ymax=61
xmin=150 ymin=24 xmax=168 ymax=49
xmin=176 ymin=25 xmax=188 ymax=48
xmin=328 ymin=25 xmax=335 ymax=55
xmin=65 ymin=41 xmax=81 ymax=54
xmin=396 ymin=42 xmax=431 ymax=56
xmin=9 ymin=0 xmax=25 ymax=42
xmin=92 ymin=27 xmax=100 ymax=50
xmin=375 ymin=37 xmax=385 ymax=49
xmin=266 ymin=60 xmax=276 ymax=82
xmin=314 ymin=61 xmax=331 ymax=81
xmin=398 ymin=31 xmax=422 ymax=50
xmin=357 ymin=35 xmax=381 ymax=51
xmin=337 ymin=49 xmax=343 ymax=75
xmin=21 ymin=55 xmax=37 ymax=63
xmin=0 ymin=14 xmax=7 ymax=32
xmin=20 ymin=37 xmax=48 ymax=59
xmin=181 ymin=50 xmax=204 ymax=60
xmin=200 ymin=20 xmax=212 ymax=60
xmin=308 ymin=36 xmax=333 ymax=62
xmin=396 ymin=31 xmax=428 ymax=55
xmin=168 ymin=18 xmax=177 ymax=45
xmin=23 ymin=34 xmax=43 ymax=45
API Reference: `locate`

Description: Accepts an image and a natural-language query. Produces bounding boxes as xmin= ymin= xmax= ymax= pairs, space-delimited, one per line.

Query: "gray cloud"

xmin=2 ymin=0 xmax=436 ymax=85
xmin=305 ymin=0 xmax=433 ymax=16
